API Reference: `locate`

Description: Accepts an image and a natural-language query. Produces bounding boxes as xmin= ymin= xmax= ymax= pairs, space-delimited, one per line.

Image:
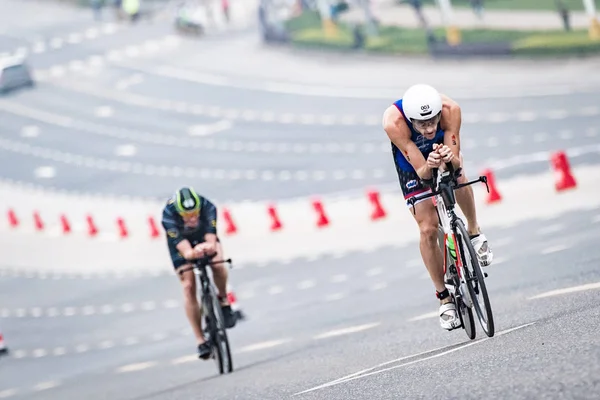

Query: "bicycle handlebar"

xmin=407 ymin=163 xmax=490 ymax=215
xmin=177 ymin=257 xmax=233 ymax=275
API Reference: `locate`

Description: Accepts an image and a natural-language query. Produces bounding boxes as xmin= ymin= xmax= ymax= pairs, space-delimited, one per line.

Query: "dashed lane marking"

xmin=313 ymin=322 xmax=381 ymax=340
xmin=0 ymin=136 xmax=390 ymax=181
xmin=0 ymin=389 xmax=18 ymax=398
xmin=540 ymin=244 xmax=570 ymax=255
xmin=32 ymin=381 xmax=60 ymax=391
xmin=528 ymin=281 xmax=600 ymax=300
xmin=0 ymin=300 xmax=178 ymax=318
xmin=40 ymin=73 xmax=600 ymax=127
xmin=3 ymin=22 xmax=123 ymax=59
xmin=238 ymin=338 xmax=293 ymax=353
xmin=407 ymin=311 xmax=438 ymax=322
xmin=116 ymin=361 xmax=158 ymax=373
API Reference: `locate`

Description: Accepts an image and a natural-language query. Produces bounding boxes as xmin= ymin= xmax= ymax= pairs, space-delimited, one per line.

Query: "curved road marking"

xmin=295 ymin=322 xmax=536 ymax=395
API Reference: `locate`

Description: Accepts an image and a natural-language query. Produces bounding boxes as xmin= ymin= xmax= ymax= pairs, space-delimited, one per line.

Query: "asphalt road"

xmin=1 ymin=1 xmax=600 ymax=399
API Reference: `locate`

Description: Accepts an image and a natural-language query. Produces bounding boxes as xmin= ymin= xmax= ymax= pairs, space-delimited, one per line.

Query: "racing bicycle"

xmin=408 ymin=162 xmax=495 ymax=340
xmin=178 ymin=254 xmax=234 ymax=374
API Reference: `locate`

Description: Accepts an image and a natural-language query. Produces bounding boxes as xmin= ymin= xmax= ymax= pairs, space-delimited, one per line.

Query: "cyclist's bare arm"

xmin=176 ymin=239 xmax=195 ymax=260
xmin=383 ymin=105 xmax=432 ymax=180
xmin=439 ymin=94 xmax=462 ymax=170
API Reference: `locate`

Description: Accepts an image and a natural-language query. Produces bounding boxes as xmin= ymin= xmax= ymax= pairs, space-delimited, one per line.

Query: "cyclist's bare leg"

xmin=454 ymin=154 xmax=480 ymax=236
xmin=209 ymin=242 xmax=230 ymax=305
xmin=179 ymin=267 xmax=205 ymax=345
xmin=412 ymin=199 xmax=449 ymax=303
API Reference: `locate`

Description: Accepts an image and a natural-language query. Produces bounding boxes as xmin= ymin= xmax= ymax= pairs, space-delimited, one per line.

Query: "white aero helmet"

xmin=402 ymin=84 xmax=442 ymax=121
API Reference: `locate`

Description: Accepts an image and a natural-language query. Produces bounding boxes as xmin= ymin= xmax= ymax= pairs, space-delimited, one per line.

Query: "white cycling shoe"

xmin=439 ymin=302 xmax=461 ymax=330
xmin=470 ymin=232 xmax=493 ymax=267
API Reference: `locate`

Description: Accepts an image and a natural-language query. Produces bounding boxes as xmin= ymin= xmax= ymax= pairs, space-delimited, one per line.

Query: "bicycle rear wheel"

xmin=207 ymin=286 xmax=233 ymax=374
xmin=438 ymin=225 xmax=476 ymax=340
xmin=454 ymin=219 xmax=495 ymax=337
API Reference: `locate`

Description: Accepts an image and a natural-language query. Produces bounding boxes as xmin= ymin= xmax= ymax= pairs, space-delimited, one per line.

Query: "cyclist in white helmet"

xmin=382 ymin=83 xmax=494 ymax=331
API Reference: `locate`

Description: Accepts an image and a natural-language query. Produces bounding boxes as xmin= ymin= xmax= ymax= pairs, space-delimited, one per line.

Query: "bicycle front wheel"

xmin=454 ymin=219 xmax=495 ymax=337
xmin=438 ymin=224 xmax=476 ymax=340
xmin=208 ymin=286 xmax=233 ymax=374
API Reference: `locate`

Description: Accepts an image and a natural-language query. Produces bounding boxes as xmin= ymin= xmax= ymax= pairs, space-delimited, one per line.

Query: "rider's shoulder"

xmin=383 ymin=103 xmax=408 ymax=130
xmin=440 ymin=93 xmax=460 ymax=112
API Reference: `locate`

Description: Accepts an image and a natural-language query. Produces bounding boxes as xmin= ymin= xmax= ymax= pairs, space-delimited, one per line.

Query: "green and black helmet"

xmin=174 ymin=186 xmax=201 ymax=217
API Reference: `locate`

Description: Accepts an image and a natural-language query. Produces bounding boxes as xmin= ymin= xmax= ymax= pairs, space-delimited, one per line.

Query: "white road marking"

xmin=33 ymin=381 xmax=60 ymax=391
xmin=297 ymin=280 xmax=315 ymax=290
xmin=21 ymin=125 xmax=40 ymax=137
xmin=116 ymin=73 xmax=144 ymax=90
xmin=171 ymin=354 xmax=198 ymax=365
xmin=369 ymin=282 xmax=388 ymax=291
xmin=331 ymin=274 xmax=348 ymax=283
xmin=408 ymin=311 xmax=438 ymax=322
xmin=116 ymin=361 xmax=157 ymax=373
xmin=115 ymin=144 xmax=137 ymax=157
xmin=533 ymin=132 xmax=547 ymax=142
xmin=238 ymin=338 xmax=292 ymax=353
xmin=325 ymin=293 xmax=345 ymax=302
xmin=313 ymin=322 xmax=380 ymax=340
xmin=559 ymin=130 xmax=573 ymax=140
xmin=528 ymin=282 xmax=600 ymax=300
xmin=296 ymin=323 xmax=535 ymax=395
xmin=366 ymin=267 xmax=383 ymax=277
xmin=33 ymin=166 xmax=55 ymax=179
xmin=95 ymin=106 xmax=114 ymax=118
xmin=268 ymin=286 xmax=283 ymax=295
xmin=540 ymin=244 xmax=570 ymax=255
xmin=0 ymin=389 xmax=18 ymax=398
xmin=536 ymin=223 xmax=563 ymax=235
xmin=188 ymin=120 xmax=233 ymax=136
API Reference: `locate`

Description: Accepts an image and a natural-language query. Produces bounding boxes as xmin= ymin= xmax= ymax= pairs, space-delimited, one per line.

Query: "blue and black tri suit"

xmin=161 ymin=194 xmax=218 ymax=269
xmin=391 ymin=98 xmax=445 ymax=203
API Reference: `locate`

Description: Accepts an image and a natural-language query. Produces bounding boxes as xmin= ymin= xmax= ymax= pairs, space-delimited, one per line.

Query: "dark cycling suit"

xmin=391 ymin=98 xmax=445 ymax=206
xmin=161 ymin=194 xmax=218 ymax=269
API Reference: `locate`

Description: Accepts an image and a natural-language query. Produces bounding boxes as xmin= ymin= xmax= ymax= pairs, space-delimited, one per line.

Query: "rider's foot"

xmin=437 ymin=289 xmax=460 ymax=330
xmin=218 ymin=296 xmax=237 ymax=329
xmin=197 ymin=341 xmax=212 ymax=360
xmin=439 ymin=302 xmax=460 ymax=330
xmin=470 ymin=232 xmax=493 ymax=267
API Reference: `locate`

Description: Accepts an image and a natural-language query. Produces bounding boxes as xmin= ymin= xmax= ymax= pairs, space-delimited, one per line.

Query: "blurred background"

xmin=0 ymin=0 xmax=599 ymax=399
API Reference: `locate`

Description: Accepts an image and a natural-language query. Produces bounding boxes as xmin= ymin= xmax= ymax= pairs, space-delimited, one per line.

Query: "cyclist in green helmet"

xmin=161 ymin=186 xmax=237 ymax=360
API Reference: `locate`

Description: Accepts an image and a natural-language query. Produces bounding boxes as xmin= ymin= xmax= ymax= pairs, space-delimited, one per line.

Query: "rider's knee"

xmin=180 ymin=273 xmax=196 ymax=299
xmin=419 ymin=222 xmax=438 ymax=242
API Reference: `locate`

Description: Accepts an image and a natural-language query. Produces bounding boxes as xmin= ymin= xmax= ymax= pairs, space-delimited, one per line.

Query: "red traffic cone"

xmin=481 ymin=168 xmax=502 ymax=204
xmin=33 ymin=211 xmax=44 ymax=231
xmin=60 ymin=214 xmax=71 ymax=234
xmin=86 ymin=215 xmax=98 ymax=237
xmin=148 ymin=216 xmax=160 ymax=238
xmin=312 ymin=199 xmax=329 ymax=228
xmin=7 ymin=209 xmax=18 ymax=228
xmin=550 ymin=151 xmax=576 ymax=191
xmin=117 ymin=218 xmax=128 ymax=238
xmin=267 ymin=204 xmax=282 ymax=231
xmin=222 ymin=208 xmax=237 ymax=235
xmin=367 ymin=190 xmax=386 ymax=220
